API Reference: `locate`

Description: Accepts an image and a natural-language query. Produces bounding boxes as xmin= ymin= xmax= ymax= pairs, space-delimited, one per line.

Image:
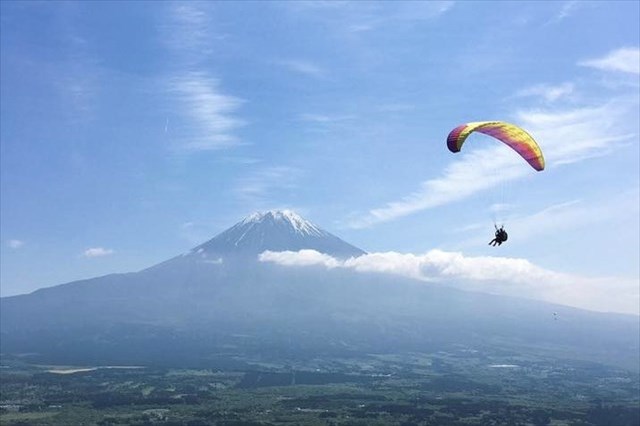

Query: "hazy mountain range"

xmin=1 ymin=211 xmax=638 ymax=371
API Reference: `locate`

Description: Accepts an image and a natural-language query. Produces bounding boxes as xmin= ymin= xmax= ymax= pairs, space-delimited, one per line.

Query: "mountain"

xmin=1 ymin=211 xmax=638 ymax=371
xmin=191 ymin=210 xmax=365 ymax=258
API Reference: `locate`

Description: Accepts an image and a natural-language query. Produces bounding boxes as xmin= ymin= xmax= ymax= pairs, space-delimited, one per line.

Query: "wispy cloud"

xmin=277 ymin=59 xmax=326 ymax=78
xmin=283 ymin=1 xmax=453 ymax=34
xmin=348 ymin=145 xmax=528 ymax=229
xmin=376 ymin=103 xmax=415 ymax=113
xmin=580 ymin=47 xmax=640 ymax=74
xmin=557 ymin=1 xmax=579 ymax=20
xmin=455 ymin=200 xmax=582 ymax=246
xmin=83 ymin=247 xmax=114 ymax=258
xmin=161 ymin=2 xmax=226 ymax=63
xmin=260 ymin=249 xmax=639 ymax=315
xmin=179 ymin=221 xmax=214 ymax=246
xmin=7 ymin=240 xmax=25 ymax=249
xmin=159 ymin=3 xmax=244 ymax=151
xmin=218 ymin=156 xmax=262 ymax=165
xmin=456 ymin=194 xmax=638 ymax=249
xmin=546 ymin=1 xmax=581 ymax=25
xmin=51 ymin=4 xmax=102 ymax=121
xmin=514 ymin=193 xmax=638 ymax=239
xmin=515 ymin=82 xmax=575 ymax=102
xmin=234 ymin=166 xmax=304 ymax=204
xmin=348 ymin=95 xmax=636 ymax=228
xmin=389 ymin=1 xmax=455 ymax=22
xmin=299 ymin=113 xmax=356 ymax=123
xmin=168 ymin=72 xmax=245 ymax=151
xmin=515 ymin=102 xmax=635 ymax=166
xmin=298 ymin=113 xmax=358 ymax=135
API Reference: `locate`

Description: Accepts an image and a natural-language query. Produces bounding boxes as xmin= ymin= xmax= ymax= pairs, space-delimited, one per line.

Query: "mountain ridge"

xmin=1 ymin=210 xmax=638 ymax=371
xmin=189 ymin=209 xmax=366 ymax=259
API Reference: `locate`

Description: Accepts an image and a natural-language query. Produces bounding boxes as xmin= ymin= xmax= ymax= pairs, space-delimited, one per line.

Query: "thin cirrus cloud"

xmin=167 ymin=72 xmax=246 ymax=151
xmin=512 ymin=191 xmax=638 ymax=240
xmin=277 ymin=59 xmax=326 ymax=79
xmin=283 ymin=1 xmax=453 ymax=34
xmin=233 ymin=166 xmax=304 ymax=204
xmin=347 ymin=85 xmax=636 ymax=229
xmin=50 ymin=5 xmax=102 ymax=121
xmin=7 ymin=240 xmax=25 ymax=249
xmin=454 ymin=189 xmax=639 ymax=249
xmin=299 ymin=113 xmax=357 ymax=124
xmin=580 ymin=47 xmax=640 ymax=74
xmin=348 ymin=144 xmax=530 ymax=229
xmin=298 ymin=112 xmax=358 ymax=136
xmin=161 ymin=2 xmax=221 ymax=61
xmin=259 ymin=249 xmax=639 ymax=315
xmin=545 ymin=1 xmax=582 ymax=25
xmin=515 ymin=82 xmax=575 ymax=102
xmin=457 ymin=199 xmax=585 ymax=246
xmin=82 ymin=247 xmax=114 ymax=258
xmin=160 ymin=3 xmax=244 ymax=152
xmin=514 ymin=103 xmax=635 ymax=166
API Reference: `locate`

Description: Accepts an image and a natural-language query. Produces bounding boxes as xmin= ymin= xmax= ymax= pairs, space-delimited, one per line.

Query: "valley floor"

xmin=1 ymin=347 xmax=639 ymax=426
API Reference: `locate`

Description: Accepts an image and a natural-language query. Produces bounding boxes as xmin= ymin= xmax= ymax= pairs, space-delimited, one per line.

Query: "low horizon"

xmin=4 ymin=208 xmax=638 ymax=317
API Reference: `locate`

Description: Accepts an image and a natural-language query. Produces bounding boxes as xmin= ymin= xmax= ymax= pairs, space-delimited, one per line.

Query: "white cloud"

xmin=260 ymin=249 xmax=341 ymax=268
xmin=260 ymin=249 xmax=640 ymax=315
xmin=7 ymin=240 xmax=25 ymax=249
xmin=83 ymin=247 xmax=114 ymax=258
xmin=168 ymin=72 xmax=245 ymax=151
xmin=580 ymin=47 xmax=640 ymax=74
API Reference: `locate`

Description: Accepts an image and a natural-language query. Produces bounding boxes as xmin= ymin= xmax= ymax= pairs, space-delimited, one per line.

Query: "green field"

xmin=1 ymin=348 xmax=638 ymax=426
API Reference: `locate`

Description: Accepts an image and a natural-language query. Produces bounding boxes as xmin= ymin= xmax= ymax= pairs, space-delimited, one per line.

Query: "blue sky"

xmin=1 ymin=1 xmax=638 ymax=313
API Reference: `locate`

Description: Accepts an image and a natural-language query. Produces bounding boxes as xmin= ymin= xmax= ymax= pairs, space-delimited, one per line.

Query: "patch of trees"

xmin=90 ymin=392 xmax=200 ymax=409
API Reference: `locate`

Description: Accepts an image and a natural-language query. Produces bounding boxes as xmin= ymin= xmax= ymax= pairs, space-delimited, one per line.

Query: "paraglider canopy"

xmin=447 ymin=121 xmax=545 ymax=171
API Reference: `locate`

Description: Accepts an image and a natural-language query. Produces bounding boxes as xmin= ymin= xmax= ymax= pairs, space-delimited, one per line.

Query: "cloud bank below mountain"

xmin=259 ymin=249 xmax=639 ymax=316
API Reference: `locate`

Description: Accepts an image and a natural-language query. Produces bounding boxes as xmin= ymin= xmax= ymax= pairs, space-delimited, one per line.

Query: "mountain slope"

xmin=192 ymin=210 xmax=365 ymax=258
xmin=1 ymin=211 xmax=638 ymax=371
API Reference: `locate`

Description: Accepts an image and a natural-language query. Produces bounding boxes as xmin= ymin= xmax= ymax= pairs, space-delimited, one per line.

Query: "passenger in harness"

xmin=489 ymin=225 xmax=508 ymax=247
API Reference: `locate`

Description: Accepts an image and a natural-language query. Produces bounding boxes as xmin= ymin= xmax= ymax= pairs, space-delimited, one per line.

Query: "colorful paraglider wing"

xmin=447 ymin=121 xmax=545 ymax=171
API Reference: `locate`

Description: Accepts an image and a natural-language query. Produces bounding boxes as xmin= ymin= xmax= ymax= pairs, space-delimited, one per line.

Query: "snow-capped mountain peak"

xmin=240 ymin=210 xmax=326 ymax=237
xmin=192 ymin=210 xmax=365 ymax=258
